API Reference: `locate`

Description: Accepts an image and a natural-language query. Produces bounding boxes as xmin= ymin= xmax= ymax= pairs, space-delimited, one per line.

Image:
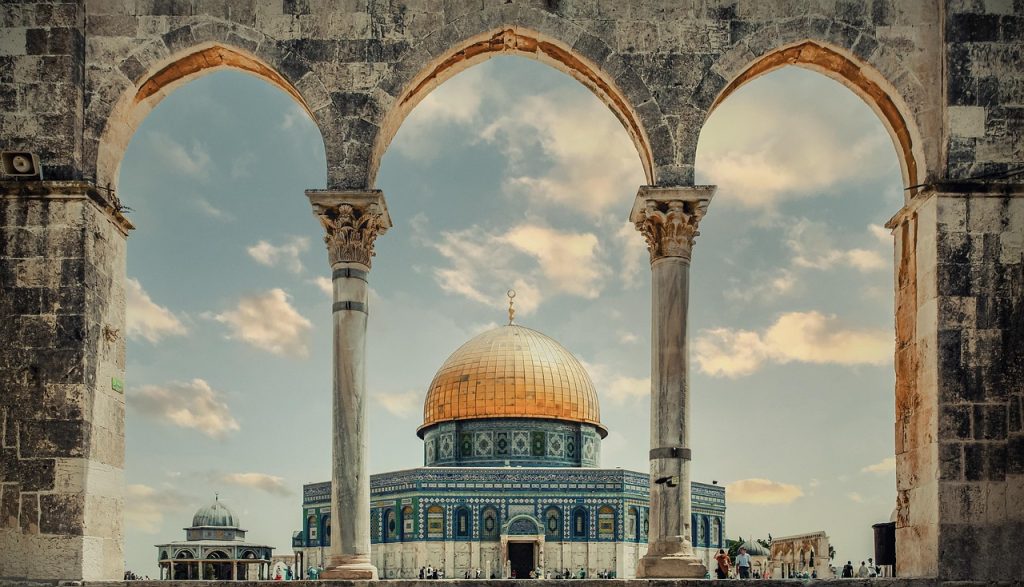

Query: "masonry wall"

xmin=932 ymin=189 xmax=1023 ymax=581
xmin=0 ymin=184 xmax=128 ymax=580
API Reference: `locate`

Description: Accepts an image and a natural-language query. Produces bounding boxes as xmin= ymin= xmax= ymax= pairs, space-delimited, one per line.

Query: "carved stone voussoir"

xmin=306 ymin=189 xmax=393 ymax=268
xmin=629 ymin=186 xmax=715 ymax=263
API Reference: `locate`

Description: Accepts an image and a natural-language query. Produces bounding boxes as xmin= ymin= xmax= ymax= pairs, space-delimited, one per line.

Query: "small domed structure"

xmin=741 ymin=540 xmax=770 ymax=557
xmin=192 ymin=498 xmax=238 ymax=528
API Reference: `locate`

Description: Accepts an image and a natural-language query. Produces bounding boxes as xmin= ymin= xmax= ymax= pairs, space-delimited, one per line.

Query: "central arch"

xmin=371 ymin=27 xmax=656 ymax=187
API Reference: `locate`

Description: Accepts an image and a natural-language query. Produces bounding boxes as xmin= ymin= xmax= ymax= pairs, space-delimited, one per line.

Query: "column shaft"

xmin=329 ymin=262 xmax=371 ymax=569
xmin=649 ymin=256 xmax=692 ymax=548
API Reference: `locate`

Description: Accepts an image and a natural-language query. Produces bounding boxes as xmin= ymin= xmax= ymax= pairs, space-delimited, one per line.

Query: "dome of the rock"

xmin=418 ymin=324 xmax=606 ymax=437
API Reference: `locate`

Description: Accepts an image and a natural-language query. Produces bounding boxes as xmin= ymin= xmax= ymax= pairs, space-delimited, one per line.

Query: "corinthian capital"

xmin=629 ymin=186 xmax=715 ymax=263
xmin=306 ymin=190 xmax=392 ymax=268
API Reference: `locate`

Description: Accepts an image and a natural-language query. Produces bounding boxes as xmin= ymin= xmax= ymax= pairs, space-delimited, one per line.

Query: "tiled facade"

xmin=292 ymin=472 xmax=725 ymax=578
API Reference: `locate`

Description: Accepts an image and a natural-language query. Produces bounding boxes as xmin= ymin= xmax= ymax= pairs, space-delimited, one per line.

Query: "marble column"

xmin=306 ymin=189 xmax=392 ymax=580
xmin=631 ymin=185 xmax=715 ymax=579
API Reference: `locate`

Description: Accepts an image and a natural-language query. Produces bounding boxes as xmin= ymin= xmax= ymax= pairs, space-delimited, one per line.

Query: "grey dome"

xmin=741 ymin=541 xmax=770 ymax=557
xmin=192 ymin=499 xmax=237 ymax=528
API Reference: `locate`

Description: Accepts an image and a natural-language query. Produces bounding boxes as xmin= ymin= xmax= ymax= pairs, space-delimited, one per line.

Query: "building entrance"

xmin=508 ymin=542 xmax=535 ymax=578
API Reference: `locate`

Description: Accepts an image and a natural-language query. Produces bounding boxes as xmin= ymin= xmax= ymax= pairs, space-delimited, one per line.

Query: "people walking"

xmin=735 ymin=546 xmax=752 ymax=579
xmin=714 ymin=549 xmax=731 ymax=579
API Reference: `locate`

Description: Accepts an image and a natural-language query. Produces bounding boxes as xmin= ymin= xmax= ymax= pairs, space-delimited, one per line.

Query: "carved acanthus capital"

xmin=306 ymin=190 xmax=392 ymax=268
xmin=629 ymin=186 xmax=715 ymax=263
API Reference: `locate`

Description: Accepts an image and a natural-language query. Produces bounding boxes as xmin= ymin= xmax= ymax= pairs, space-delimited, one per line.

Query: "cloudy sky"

xmin=120 ymin=56 xmax=901 ymax=574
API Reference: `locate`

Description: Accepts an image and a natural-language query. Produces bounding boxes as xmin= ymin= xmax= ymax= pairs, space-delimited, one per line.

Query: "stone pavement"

xmin=3 ymin=580 xmax=1022 ymax=587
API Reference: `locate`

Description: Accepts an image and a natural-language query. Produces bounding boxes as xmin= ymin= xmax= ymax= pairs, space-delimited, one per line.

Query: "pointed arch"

xmin=370 ymin=27 xmax=655 ymax=187
xmin=95 ymin=41 xmax=325 ymax=193
xmin=705 ymin=40 xmax=925 ymax=194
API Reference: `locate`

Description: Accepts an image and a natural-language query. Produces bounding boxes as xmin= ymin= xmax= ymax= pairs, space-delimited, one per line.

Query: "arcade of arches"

xmin=0 ymin=0 xmax=1021 ymax=583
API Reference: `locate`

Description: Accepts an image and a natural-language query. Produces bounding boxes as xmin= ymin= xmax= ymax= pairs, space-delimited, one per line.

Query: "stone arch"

xmin=702 ymin=36 xmax=926 ymax=194
xmin=368 ymin=26 xmax=657 ymax=188
xmin=92 ymin=33 xmax=328 ymax=194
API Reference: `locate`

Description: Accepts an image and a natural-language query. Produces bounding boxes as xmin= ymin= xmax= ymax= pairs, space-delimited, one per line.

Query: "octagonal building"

xmin=292 ymin=321 xmax=726 ymax=579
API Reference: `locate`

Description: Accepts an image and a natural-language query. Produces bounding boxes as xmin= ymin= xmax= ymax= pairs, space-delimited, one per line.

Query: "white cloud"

xmin=374 ymin=389 xmax=422 ymax=419
xmin=311 ymin=276 xmax=333 ymax=297
xmin=584 ymin=361 xmax=650 ymax=405
xmin=869 ymin=223 xmax=892 ymax=245
xmin=125 ymin=484 xmax=191 ymax=534
xmin=148 ymin=131 xmax=211 ymax=179
xmin=847 ymin=492 xmax=865 ymax=503
xmin=392 ymin=67 xmax=488 ymax=161
xmin=246 ymin=237 xmax=309 ymax=274
xmin=725 ymin=269 xmax=798 ymax=302
xmin=195 ymin=197 xmax=232 ymax=221
xmin=429 ymin=223 xmax=606 ymax=314
xmin=615 ymin=220 xmax=647 ymax=288
xmin=129 ymin=378 xmax=240 ymax=439
xmin=501 ymin=225 xmax=605 ymax=298
xmin=618 ymin=331 xmax=639 ymax=344
xmin=219 ymin=472 xmax=292 ymax=496
xmin=481 ymin=92 xmax=644 ymax=217
xmin=694 ymin=311 xmax=892 ymax=378
xmin=787 ymin=219 xmax=887 ymax=273
xmin=125 ymin=277 xmax=188 ymax=343
xmin=213 ymin=289 xmax=312 ymax=358
xmin=395 ymin=69 xmax=644 ymax=216
xmin=726 ymin=478 xmax=804 ymax=505
xmin=862 ymin=456 xmax=897 ymax=474
xmin=696 ymin=87 xmax=893 ymax=210
xmin=809 ymin=478 xmax=821 ymax=488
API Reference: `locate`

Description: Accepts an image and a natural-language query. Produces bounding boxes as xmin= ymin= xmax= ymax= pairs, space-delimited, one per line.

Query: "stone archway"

xmin=500 ymin=515 xmax=545 ymax=579
xmin=368 ymin=26 xmax=657 ymax=188
xmin=93 ymin=41 xmax=326 ymax=194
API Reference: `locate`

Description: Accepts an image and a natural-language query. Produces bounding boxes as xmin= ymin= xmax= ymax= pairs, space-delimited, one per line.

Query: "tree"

xmin=726 ymin=536 xmax=745 ymax=559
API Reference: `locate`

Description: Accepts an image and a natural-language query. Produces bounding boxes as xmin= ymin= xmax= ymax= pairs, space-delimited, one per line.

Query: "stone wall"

xmin=1 ymin=0 xmax=1022 ymax=581
xmin=0 ymin=182 xmax=129 ymax=580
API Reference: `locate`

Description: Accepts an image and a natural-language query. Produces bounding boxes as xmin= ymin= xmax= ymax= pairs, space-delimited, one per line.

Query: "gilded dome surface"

xmin=419 ymin=324 xmax=605 ymax=436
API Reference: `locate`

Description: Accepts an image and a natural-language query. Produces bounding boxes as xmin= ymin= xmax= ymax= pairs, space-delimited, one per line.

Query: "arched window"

xmin=800 ymin=549 xmax=806 ymax=568
xmin=627 ymin=507 xmax=638 ymax=541
xmin=371 ymin=509 xmax=381 ymax=541
xmin=480 ymin=507 xmax=499 ymax=541
xmin=810 ymin=549 xmax=815 ymax=568
xmin=454 ymin=507 xmax=471 ymax=539
xmin=401 ymin=505 xmax=414 ymax=540
xmin=306 ymin=515 xmax=318 ymax=544
xmin=544 ymin=507 xmax=562 ymax=539
xmin=711 ymin=517 xmax=721 ymax=548
xmin=597 ymin=506 xmax=615 ymax=540
xmin=691 ymin=513 xmax=698 ymax=544
xmin=321 ymin=514 xmax=331 ymax=547
xmin=426 ymin=505 xmax=444 ymax=539
xmin=572 ymin=507 xmax=588 ymax=539
xmin=384 ymin=509 xmax=397 ymax=542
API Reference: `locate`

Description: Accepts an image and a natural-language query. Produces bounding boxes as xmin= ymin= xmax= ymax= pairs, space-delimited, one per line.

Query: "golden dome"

xmin=418 ymin=324 xmax=606 ymax=436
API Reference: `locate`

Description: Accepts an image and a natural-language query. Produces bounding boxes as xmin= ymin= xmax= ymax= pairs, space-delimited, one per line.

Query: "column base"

xmin=637 ymin=541 xmax=707 ymax=578
xmin=320 ymin=556 xmax=378 ymax=580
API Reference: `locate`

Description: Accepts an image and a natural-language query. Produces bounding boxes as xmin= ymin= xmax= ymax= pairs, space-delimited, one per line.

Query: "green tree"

xmin=726 ymin=536 xmax=745 ymax=558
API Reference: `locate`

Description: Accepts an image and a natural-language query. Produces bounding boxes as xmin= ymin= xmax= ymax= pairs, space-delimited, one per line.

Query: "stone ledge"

xmin=0 ymin=577 xmax=1007 ymax=581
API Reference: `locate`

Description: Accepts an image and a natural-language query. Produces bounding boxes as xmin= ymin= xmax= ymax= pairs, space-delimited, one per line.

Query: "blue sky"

xmin=120 ymin=56 xmax=901 ymax=575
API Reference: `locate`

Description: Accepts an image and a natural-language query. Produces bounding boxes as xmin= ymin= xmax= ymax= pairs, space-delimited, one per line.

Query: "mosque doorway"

xmin=508 ymin=542 xmax=535 ymax=579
